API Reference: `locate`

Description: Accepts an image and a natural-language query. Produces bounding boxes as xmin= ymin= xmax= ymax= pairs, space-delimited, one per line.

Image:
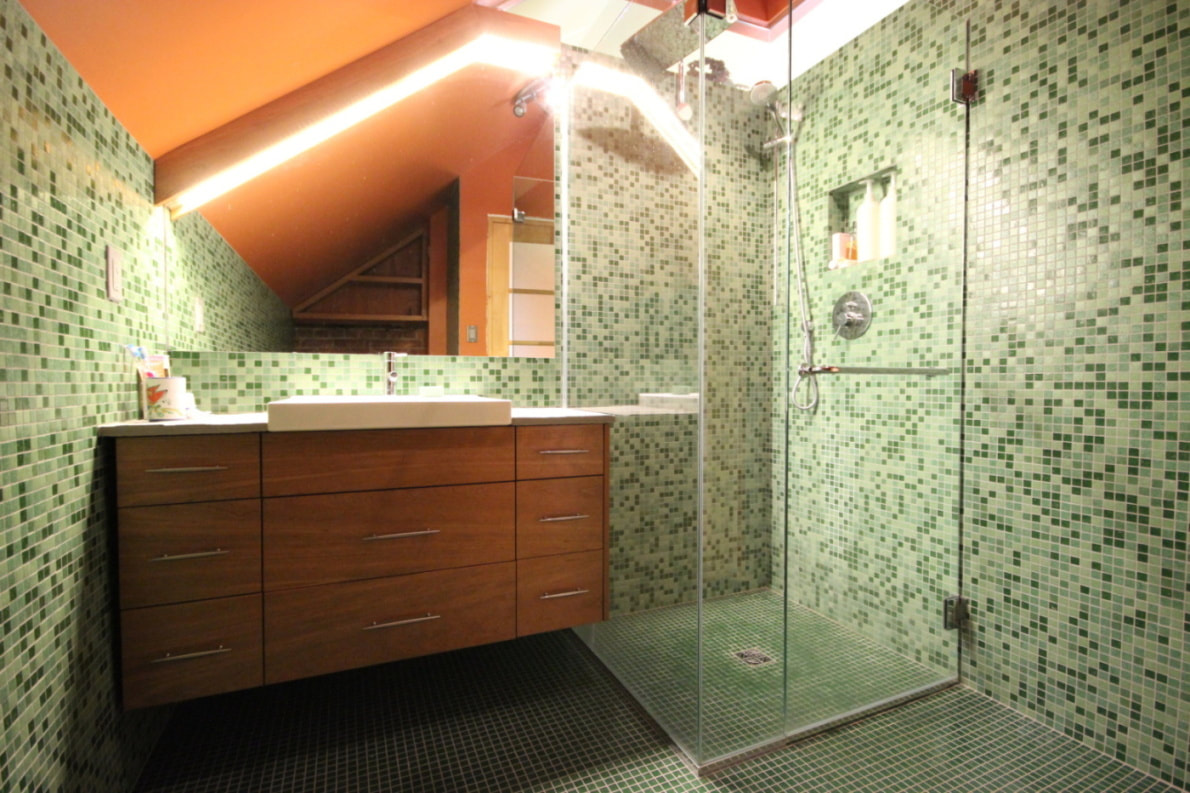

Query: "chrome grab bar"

xmin=539 ymin=589 xmax=589 ymax=600
xmin=150 ymin=549 xmax=228 ymax=562
xmin=363 ymin=613 xmax=440 ymax=631
xmin=538 ymin=514 xmax=591 ymax=523
xmin=151 ymin=646 xmax=231 ymax=664
xmin=799 ymin=365 xmax=948 ymax=377
xmin=362 ymin=529 xmax=440 ymax=542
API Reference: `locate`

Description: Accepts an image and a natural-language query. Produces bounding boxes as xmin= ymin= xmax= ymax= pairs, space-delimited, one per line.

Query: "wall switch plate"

xmin=194 ymin=296 xmax=205 ymax=333
xmin=105 ymin=245 xmax=123 ymax=302
xmin=467 ymin=325 xmax=478 ymax=343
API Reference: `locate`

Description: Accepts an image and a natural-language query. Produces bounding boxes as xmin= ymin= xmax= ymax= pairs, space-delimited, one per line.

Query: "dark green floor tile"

xmin=133 ymin=630 xmax=1183 ymax=793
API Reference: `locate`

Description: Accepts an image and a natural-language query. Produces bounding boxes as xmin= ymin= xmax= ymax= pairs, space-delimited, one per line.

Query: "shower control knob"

xmin=832 ymin=291 xmax=873 ymax=340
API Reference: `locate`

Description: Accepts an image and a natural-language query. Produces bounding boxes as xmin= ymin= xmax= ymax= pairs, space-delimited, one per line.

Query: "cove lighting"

xmin=166 ymin=34 xmax=558 ymax=218
xmin=572 ymin=62 xmax=700 ymax=175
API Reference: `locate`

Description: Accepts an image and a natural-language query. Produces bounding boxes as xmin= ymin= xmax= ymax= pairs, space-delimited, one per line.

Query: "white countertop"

xmin=97 ymin=407 xmax=613 ymax=437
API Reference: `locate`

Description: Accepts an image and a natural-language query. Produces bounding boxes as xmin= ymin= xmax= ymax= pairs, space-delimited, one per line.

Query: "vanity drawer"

xmin=120 ymin=594 xmax=263 ymax=709
xmin=119 ymin=499 xmax=262 ymax=609
xmin=516 ymin=476 xmax=604 ymax=559
xmin=516 ymin=550 xmax=604 ymax=637
xmin=516 ymin=425 xmax=605 ymax=480
xmin=264 ymin=483 xmax=515 ymax=589
xmin=264 ymin=562 xmax=516 ymax=684
xmin=262 ymin=427 xmax=515 ymax=496
xmin=116 ymin=434 xmax=261 ymax=507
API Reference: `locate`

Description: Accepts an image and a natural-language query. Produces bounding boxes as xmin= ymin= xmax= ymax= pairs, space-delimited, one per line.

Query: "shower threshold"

xmin=694 ymin=677 xmax=960 ymax=776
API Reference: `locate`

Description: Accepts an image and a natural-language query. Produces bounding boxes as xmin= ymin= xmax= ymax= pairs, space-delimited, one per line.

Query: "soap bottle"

xmin=879 ymin=174 xmax=897 ymax=259
xmin=855 ymin=179 xmax=881 ymax=262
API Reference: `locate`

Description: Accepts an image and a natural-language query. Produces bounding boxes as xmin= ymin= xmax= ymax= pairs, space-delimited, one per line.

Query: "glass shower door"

xmin=693 ymin=6 xmax=791 ymax=766
xmin=774 ymin=0 xmax=965 ymax=738
xmin=562 ymin=27 xmax=704 ymax=756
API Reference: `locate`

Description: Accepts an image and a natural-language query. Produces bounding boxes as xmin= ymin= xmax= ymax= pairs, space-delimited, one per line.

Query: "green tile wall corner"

xmin=565 ymin=49 xmax=774 ymax=609
xmin=774 ymin=0 xmax=967 ymax=683
xmin=963 ymin=0 xmax=1188 ymax=786
xmin=167 ymin=212 xmax=292 ymax=352
xmin=606 ymin=414 xmax=699 ymax=615
xmin=170 ymin=351 xmax=561 ymax=413
xmin=0 ymin=0 xmax=289 ymax=789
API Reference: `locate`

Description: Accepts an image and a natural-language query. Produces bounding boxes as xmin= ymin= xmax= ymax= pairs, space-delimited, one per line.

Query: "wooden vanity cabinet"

xmin=114 ymin=435 xmax=264 ymax=709
xmin=513 ymin=424 xmax=609 ymax=637
xmin=112 ymin=420 xmax=609 ymax=708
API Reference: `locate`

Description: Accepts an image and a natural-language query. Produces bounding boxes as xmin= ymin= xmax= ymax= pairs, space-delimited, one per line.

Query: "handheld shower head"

xmin=748 ymin=81 xmax=778 ymax=107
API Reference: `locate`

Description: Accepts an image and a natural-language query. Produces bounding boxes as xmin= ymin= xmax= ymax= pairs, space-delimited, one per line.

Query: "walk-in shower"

xmin=564 ymin=0 xmax=963 ymax=771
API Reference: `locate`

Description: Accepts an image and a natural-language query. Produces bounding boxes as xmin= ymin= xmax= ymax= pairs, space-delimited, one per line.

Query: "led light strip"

xmin=167 ymin=34 xmax=558 ymax=217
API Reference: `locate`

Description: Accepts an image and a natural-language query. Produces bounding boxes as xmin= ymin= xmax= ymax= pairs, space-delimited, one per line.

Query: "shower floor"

xmin=585 ymin=589 xmax=952 ymax=764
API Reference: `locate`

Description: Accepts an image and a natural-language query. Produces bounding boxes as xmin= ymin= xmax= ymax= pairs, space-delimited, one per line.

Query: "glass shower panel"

xmin=779 ymin=0 xmax=965 ymax=738
xmin=563 ymin=30 xmax=703 ymax=756
xmin=694 ymin=6 xmax=792 ymax=766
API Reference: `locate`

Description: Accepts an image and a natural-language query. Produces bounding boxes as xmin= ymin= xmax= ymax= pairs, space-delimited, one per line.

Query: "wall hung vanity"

xmin=102 ymin=410 xmax=611 ymax=709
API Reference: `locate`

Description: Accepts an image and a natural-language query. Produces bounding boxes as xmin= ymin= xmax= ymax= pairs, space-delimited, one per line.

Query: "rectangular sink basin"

xmin=267 ymin=395 xmax=512 ymax=432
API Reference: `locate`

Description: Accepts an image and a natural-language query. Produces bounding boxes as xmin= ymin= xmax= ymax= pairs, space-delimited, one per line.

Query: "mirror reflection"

xmin=179 ymin=5 xmax=562 ymax=356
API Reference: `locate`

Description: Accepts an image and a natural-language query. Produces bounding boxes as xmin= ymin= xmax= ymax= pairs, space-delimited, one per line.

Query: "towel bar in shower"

xmin=798 ymin=365 xmax=949 ymax=377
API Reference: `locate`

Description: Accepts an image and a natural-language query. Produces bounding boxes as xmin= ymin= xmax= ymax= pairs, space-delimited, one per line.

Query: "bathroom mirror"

xmin=172 ymin=5 xmax=561 ymax=357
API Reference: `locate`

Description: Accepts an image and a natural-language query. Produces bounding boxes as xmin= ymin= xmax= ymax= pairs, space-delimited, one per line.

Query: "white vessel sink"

xmin=267 ymin=395 xmax=512 ymax=432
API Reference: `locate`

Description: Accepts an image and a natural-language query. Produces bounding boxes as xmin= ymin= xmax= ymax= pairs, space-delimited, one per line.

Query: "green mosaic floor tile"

xmin=131 ymin=630 xmax=1183 ymax=793
xmin=587 ymin=590 xmax=956 ymax=763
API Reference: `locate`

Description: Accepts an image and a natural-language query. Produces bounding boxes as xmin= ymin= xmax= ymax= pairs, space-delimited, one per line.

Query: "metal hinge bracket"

xmin=950 ymin=69 xmax=979 ymax=104
xmin=943 ymin=595 xmax=969 ymax=630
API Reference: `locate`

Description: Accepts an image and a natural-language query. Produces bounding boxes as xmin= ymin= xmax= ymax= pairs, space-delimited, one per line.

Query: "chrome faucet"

xmin=383 ymin=351 xmax=406 ymax=395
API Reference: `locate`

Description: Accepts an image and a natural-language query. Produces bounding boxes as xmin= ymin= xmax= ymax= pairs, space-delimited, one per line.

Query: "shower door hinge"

xmin=684 ymin=0 xmax=728 ymax=24
xmin=950 ymin=69 xmax=979 ymax=105
xmin=943 ymin=595 xmax=969 ymax=630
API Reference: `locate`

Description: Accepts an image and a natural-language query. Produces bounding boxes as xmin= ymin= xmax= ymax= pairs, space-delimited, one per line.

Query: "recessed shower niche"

xmin=827 ymin=166 xmax=897 ymax=269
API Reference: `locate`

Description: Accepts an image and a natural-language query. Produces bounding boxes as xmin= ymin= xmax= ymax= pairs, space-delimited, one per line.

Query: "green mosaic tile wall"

xmin=171 ymin=350 xmax=560 ymax=412
xmin=0 ymin=1 xmax=290 ymax=789
xmin=776 ymin=0 xmax=967 ymax=684
xmin=963 ymin=0 xmax=1187 ymax=786
xmin=565 ymin=48 xmax=774 ymax=611
xmin=166 ymin=213 xmax=292 ymax=351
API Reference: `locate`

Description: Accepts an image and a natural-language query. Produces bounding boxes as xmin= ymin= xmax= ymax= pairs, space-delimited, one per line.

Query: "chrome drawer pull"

xmin=362 ymin=529 xmax=440 ymax=542
xmin=538 ymin=514 xmax=591 ymax=523
xmin=537 ymin=449 xmax=590 ymax=455
xmin=143 ymin=465 xmax=230 ymax=474
xmin=150 ymin=645 xmax=231 ymax=664
xmin=150 ymin=549 xmax=229 ymax=562
xmin=539 ymin=589 xmax=589 ymax=600
xmin=363 ymin=613 xmax=441 ymax=631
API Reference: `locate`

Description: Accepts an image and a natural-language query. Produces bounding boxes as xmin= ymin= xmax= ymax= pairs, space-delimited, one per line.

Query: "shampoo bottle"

xmin=855 ymin=179 xmax=881 ymax=261
xmin=879 ymin=174 xmax=897 ymax=259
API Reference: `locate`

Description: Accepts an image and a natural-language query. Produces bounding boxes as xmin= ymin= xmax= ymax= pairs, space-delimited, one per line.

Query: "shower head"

xmin=749 ymin=81 xmax=778 ymax=107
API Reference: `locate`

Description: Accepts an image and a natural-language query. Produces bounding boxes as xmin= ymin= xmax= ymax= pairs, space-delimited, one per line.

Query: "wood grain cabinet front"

xmin=263 ymin=482 xmax=515 ymax=589
xmin=116 ymin=434 xmax=260 ymax=507
xmin=120 ymin=594 xmax=263 ymax=710
xmin=118 ymin=499 xmax=261 ymax=609
xmin=262 ymin=426 xmax=515 ymax=496
xmin=515 ymin=424 xmax=604 ymax=480
xmin=264 ymin=563 xmax=516 ymax=684
xmin=516 ymin=476 xmax=604 ymax=559
xmin=516 ymin=551 xmax=605 ymax=637
xmin=113 ymin=421 xmax=609 ymax=708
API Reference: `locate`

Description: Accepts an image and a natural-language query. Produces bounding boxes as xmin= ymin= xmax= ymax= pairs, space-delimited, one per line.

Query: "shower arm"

xmin=798 ymin=364 xmax=949 ymax=377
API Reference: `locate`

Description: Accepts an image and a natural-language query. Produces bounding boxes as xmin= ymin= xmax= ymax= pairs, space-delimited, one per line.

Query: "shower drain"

xmin=732 ymin=648 xmax=775 ymax=667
